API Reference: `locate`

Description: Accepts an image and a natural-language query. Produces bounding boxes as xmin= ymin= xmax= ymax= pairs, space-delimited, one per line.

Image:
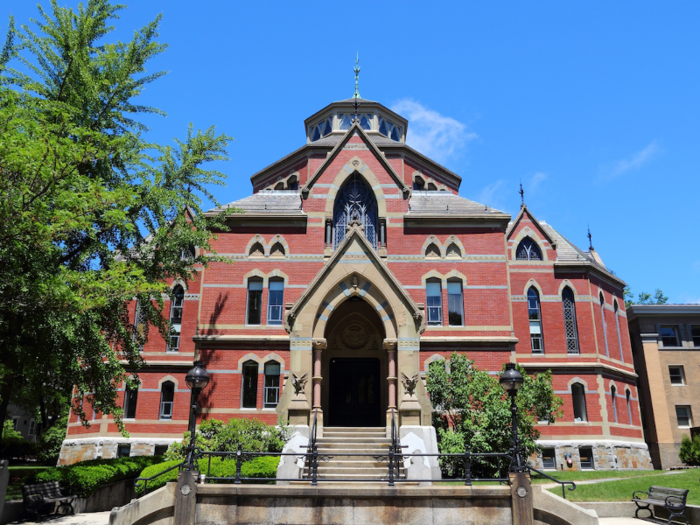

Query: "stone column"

xmin=384 ymin=338 xmax=398 ymax=437
xmin=312 ymin=338 xmax=326 ymax=437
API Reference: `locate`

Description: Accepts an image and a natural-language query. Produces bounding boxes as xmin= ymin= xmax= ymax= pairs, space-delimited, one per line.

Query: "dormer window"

xmin=378 ymin=117 xmax=401 ymax=141
xmin=311 ymin=117 xmax=333 ymax=141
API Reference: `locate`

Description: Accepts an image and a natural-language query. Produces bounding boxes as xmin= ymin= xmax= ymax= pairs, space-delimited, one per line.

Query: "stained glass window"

xmin=310 ymin=117 xmax=333 ymax=142
xmin=339 ymin=114 xmax=352 ymax=130
xmin=359 ymin=115 xmax=371 ymax=130
xmin=562 ymin=287 xmax=579 ymax=354
xmin=378 ymin=117 xmax=401 ymax=141
xmin=333 ymin=175 xmax=378 ymax=249
xmin=516 ymin=238 xmax=542 ymax=261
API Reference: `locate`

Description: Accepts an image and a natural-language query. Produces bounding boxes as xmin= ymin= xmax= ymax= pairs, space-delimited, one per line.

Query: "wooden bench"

xmin=22 ymin=481 xmax=76 ymax=521
xmin=632 ymin=485 xmax=689 ymax=524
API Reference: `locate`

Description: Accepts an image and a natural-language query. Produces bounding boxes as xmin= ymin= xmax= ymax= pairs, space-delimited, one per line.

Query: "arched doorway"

xmin=321 ymin=296 xmax=387 ymax=427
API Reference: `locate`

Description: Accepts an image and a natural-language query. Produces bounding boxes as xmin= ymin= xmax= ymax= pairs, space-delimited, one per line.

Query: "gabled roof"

xmin=408 ymin=192 xmax=507 ymax=216
xmin=506 ymin=205 xmax=557 ymax=247
xmin=284 ymin=225 xmax=425 ymax=332
xmin=205 ymin=190 xmax=303 ymax=217
xmin=300 ymin=122 xmax=411 ymax=199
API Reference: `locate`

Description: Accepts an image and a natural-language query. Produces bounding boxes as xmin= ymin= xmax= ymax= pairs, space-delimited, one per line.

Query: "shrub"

xmin=31 ymin=456 xmax=162 ymax=497
xmin=679 ymin=434 xmax=700 ymax=466
xmin=135 ymin=456 xmax=280 ymax=496
xmin=36 ymin=416 xmax=68 ymax=463
xmin=165 ymin=418 xmax=290 ymax=460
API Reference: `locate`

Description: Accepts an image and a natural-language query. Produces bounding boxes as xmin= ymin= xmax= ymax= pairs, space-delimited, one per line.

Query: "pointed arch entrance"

xmin=322 ymin=297 xmax=387 ymax=427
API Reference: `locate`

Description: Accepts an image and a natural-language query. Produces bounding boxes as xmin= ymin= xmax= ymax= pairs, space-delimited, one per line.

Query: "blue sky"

xmin=6 ymin=1 xmax=700 ymax=303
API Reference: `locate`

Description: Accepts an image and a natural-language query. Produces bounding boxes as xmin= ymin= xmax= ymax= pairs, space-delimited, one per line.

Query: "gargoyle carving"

xmin=291 ymin=373 xmax=308 ymax=395
xmin=401 ymin=372 xmax=420 ymax=397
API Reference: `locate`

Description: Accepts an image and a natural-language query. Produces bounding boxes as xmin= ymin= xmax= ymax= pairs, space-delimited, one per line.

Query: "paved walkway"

xmin=20 ymin=511 xmax=111 ymax=525
xmin=599 ymin=519 xmax=652 ymax=524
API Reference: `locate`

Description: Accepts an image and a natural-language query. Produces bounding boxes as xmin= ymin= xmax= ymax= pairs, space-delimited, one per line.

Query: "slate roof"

xmin=208 ymin=190 xmax=303 ymax=215
xmin=407 ymin=192 xmax=507 ymax=216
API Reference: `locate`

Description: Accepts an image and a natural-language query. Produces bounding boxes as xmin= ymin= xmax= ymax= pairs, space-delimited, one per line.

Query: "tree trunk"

xmin=0 ymin=374 xmax=14 ymax=439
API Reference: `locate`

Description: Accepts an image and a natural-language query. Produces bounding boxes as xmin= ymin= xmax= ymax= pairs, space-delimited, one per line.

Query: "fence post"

xmin=234 ymin=444 xmax=242 ymax=485
xmin=311 ymin=444 xmax=319 ymax=486
xmin=464 ymin=444 xmax=471 ymax=486
xmin=173 ymin=469 xmax=197 ymax=525
xmin=510 ymin=471 xmax=533 ymax=525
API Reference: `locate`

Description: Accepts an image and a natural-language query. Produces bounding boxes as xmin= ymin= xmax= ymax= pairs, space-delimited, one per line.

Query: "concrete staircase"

xmin=303 ymin=427 xmax=404 ymax=483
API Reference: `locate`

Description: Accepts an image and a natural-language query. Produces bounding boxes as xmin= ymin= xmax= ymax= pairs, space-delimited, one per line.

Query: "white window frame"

xmin=426 ymin=280 xmax=443 ymax=326
xmin=660 ymin=326 xmax=681 ymax=348
xmin=676 ymin=405 xmax=692 ymax=428
xmin=669 ymin=365 xmax=686 ymax=386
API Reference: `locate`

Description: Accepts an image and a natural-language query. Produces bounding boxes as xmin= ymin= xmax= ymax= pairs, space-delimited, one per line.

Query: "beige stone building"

xmin=628 ymin=304 xmax=700 ymax=469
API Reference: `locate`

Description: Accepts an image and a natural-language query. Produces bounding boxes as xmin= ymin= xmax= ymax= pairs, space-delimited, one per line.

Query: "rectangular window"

xmin=123 ymin=386 xmax=138 ymax=419
xmin=28 ymin=420 xmax=36 ymax=436
xmin=447 ymin=281 xmax=464 ymax=326
xmin=11 ymin=417 xmax=19 ymax=430
xmin=541 ymin=448 xmax=556 ymax=470
xmin=669 ymin=366 xmax=685 ymax=385
xmin=676 ymin=406 xmax=692 ymax=428
xmin=247 ymin=280 xmax=263 ymax=325
xmin=692 ymin=326 xmax=700 ymax=347
xmin=242 ymin=362 xmax=258 ymax=409
xmin=267 ymin=280 xmax=284 ymax=325
xmin=117 ymin=444 xmax=131 ymax=458
xmin=660 ymin=326 xmax=680 ymax=347
xmin=579 ymin=447 xmax=594 ymax=469
xmin=426 ymin=281 xmax=442 ymax=325
xmin=264 ymin=362 xmax=281 ymax=408
xmin=159 ymin=383 xmax=175 ymax=420
xmin=154 ymin=445 xmax=169 ymax=456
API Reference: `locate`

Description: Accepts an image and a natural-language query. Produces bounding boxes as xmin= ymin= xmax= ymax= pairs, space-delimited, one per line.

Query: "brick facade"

xmin=60 ymin=98 xmax=651 ymax=470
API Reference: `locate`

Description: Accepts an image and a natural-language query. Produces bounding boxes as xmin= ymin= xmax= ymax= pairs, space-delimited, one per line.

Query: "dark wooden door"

xmin=328 ymin=358 xmax=381 ymax=427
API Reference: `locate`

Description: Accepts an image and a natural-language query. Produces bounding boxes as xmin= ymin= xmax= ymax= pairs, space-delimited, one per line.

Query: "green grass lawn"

xmin=549 ymin=469 xmax=700 ymax=506
xmin=5 ymin=466 xmax=50 ymax=501
xmin=531 ymin=469 xmax=665 ymax=484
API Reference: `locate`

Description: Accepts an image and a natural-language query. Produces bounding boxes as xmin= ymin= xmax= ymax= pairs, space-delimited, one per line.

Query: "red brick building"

xmin=59 ymin=97 xmax=651 ymax=471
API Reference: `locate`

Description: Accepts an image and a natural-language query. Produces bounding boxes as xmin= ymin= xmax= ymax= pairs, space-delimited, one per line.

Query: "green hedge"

xmin=136 ymin=456 xmax=280 ymax=496
xmin=32 ymin=456 xmax=163 ymax=497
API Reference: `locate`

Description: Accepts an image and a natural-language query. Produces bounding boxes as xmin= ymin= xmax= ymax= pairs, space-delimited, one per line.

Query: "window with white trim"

xmin=426 ymin=280 xmax=442 ymax=326
xmin=241 ymin=361 xmax=258 ymax=409
xmin=168 ymin=285 xmax=184 ymax=351
xmin=528 ymin=288 xmax=544 ymax=353
xmin=447 ymin=280 xmax=464 ymax=326
xmin=676 ymin=405 xmax=692 ymax=428
xmin=159 ymin=381 xmax=174 ymax=420
xmin=267 ymin=279 xmax=284 ymax=325
xmin=264 ymin=361 xmax=281 ymax=408
xmin=669 ymin=366 xmax=685 ymax=385
xmin=572 ymin=383 xmax=587 ymax=422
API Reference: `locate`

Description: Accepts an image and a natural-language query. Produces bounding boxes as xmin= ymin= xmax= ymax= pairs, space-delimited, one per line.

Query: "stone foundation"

xmin=58 ymin=437 xmax=178 ymax=465
xmin=530 ymin=440 xmax=653 ymax=471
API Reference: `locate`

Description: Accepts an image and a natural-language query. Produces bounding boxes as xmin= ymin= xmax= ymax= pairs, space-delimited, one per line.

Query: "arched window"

xmin=600 ymin=293 xmax=609 ymax=357
xmin=267 ymin=279 xmax=284 ymax=325
xmin=426 ymin=279 xmax=443 ymax=325
xmin=528 ymin=288 xmax=544 ymax=353
xmin=516 ymin=238 xmax=542 ymax=261
xmin=571 ymin=383 xmax=587 ymax=422
xmin=626 ymin=390 xmax=632 ymax=424
xmin=446 ymin=243 xmax=462 ymax=259
xmin=247 ymin=278 xmax=263 ymax=325
xmin=159 ymin=381 xmax=174 ymax=420
xmin=269 ymin=242 xmax=285 ymax=259
xmin=241 ymin=361 xmax=258 ymax=409
xmin=447 ymin=279 xmax=464 ymax=326
xmin=123 ymin=384 xmax=138 ymax=419
xmin=133 ymin=300 xmax=147 ymax=351
xmin=425 ymin=243 xmax=441 ymax=259
xmin=610 ymin=385 xmax=618 ymax=423
xmin=333 ymin=175 xmax=378 ymax=249
xmin=181 ymin=245 xmax=196 ymax=261
xmin=562 ymin=287 xmax=579 ymax=354
xmin=249 ymin=242 xmax=264 ymax=258
xmin=168 ymin=285 xmax=184 ymax=351
xmin=264 ymin=361 xmax=281 ymax=408
xmin=614 ymin=300 xmax=624 ymax=362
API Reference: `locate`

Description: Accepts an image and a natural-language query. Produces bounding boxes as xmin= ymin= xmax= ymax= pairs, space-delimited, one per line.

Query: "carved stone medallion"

xmin=341 ymin=322 xmax=369 ymax=349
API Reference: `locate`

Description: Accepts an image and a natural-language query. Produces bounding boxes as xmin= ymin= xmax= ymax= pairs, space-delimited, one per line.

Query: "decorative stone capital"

xmin=312 ymin=338 xmax=327 ymax=351
xmin=382 ymin=338 xmax=398 ymax=352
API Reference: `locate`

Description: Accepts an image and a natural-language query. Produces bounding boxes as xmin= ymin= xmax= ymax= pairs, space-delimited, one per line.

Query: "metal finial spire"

xmin=353 ymin=53 xmax=361 ymax=100
xmin=587 ymin=225 xmax=593 ymax=250
xmin=518 ymin=181 xmax=525 ymax=206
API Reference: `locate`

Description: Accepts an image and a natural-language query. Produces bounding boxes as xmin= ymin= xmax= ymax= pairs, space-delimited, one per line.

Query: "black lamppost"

xmin=500 ymin=362 xmax=525 ymax=472
xmin=185 ymin=361 xmax=210 ymax=470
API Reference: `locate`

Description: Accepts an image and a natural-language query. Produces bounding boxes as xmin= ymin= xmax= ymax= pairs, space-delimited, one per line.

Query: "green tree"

xmin=624 ymin=286 xmax=668 ymax=308
xmin=0 ymin=0 xmax=234 ymax=436
xmin=426 ymin=354 xmax=563 ymax=476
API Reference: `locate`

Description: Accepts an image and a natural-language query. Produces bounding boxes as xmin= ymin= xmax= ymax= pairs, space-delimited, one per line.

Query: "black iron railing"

xmin=528 ymin=465 xmax=576 ymax=499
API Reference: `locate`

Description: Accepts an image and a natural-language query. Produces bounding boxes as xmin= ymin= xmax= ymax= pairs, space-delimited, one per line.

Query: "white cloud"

xmin=478 ymin=179 xmax=506 ymax=209
xmin=527 ymin=172 xmax=547 ymax=197
xmin=604 ymin=141 xmax=659 ymax=180
xmin=391 ymin=99 xmax=477 ymax=164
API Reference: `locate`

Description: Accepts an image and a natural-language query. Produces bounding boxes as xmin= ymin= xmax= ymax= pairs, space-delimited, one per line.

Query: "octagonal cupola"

xmin=304 ymin=98 xmax=409 ymax=144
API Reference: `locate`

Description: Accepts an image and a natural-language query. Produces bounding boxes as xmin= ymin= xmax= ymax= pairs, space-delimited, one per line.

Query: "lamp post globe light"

xmin=500 ymin=363 xmax=525 ymax=472
xmin=185 ymin=361 xmax=210 ymax=470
